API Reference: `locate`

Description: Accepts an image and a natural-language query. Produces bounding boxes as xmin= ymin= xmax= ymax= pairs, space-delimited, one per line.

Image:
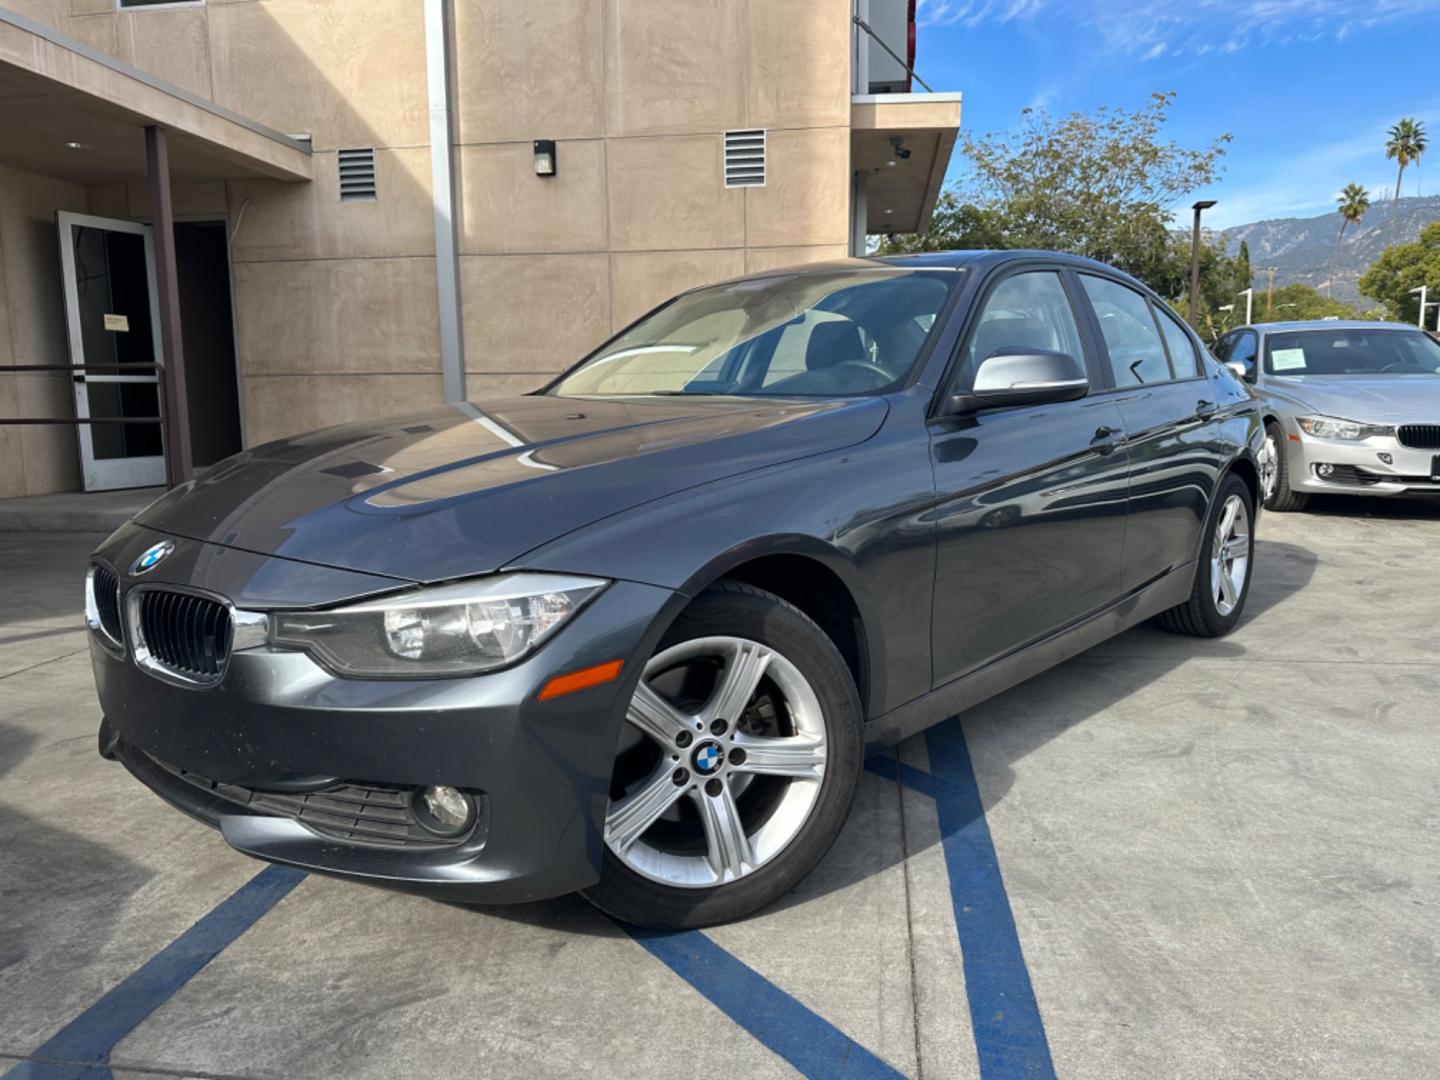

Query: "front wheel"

xmin=1261 ymin=422 xmax=1309 ymax=512
xmin=583 ymin=582 xmax=862 ymax=928
xmin=1157 ymin=473 xmax=1255 ymax=638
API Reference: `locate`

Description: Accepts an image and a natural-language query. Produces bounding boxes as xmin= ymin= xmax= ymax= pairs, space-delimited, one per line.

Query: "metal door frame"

xmin=58 ymin=210 xmax=168 ymax=490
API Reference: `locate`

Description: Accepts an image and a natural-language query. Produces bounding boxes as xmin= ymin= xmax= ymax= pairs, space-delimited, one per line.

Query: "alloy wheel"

xmin=1260 ymin=434 xmax=1279 ymax=501
xmin=1210 ymin=494 xmax=1251 ymax=617
xmin=604 ymin=636 xmax=827 ymax=888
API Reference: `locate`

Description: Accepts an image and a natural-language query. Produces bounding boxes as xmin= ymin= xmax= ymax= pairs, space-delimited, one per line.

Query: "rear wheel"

xmin=1157 ymin=473 xmax=1255 ymax=638
xmin=1261 ymin=421 xmax=1309 ymax=512
xmin=583 ymin=582 xmax=862 ymax=928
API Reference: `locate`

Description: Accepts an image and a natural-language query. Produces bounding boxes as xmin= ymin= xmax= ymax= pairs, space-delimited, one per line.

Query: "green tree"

xmin=1328 ymin=183 xmax=1371 ymax=297
xmin=1358 ymin=222 xmax=1440 ymax=321
xmin=1385 ymin=118 xmax=1427 ymax=243
xmin=882 ymin=92 xmax=1231 ymax=287
xmin=1236 ymin=240 xmax=1252 ymax=292
xmin=1260 ymin=283 xmax=1366 ymax=322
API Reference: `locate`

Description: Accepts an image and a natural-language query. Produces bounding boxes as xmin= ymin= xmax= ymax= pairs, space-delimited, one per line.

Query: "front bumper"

xmin=1285 ymin=430 xmax=1440 ymax=495
xmin=90 ymin=523 xmax=683 ymax=904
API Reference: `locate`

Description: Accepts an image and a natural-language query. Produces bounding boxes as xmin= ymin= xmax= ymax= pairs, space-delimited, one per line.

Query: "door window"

xmin=1081 ymin=276 xmax=1172 ymax=387
xmin=1155 ymin=307 xmax=1202 ymax=377
xmin=961 ymin=271 xmax=1086 ymax=382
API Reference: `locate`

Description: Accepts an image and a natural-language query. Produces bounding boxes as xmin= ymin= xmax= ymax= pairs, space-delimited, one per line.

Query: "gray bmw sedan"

xmin=88 ymin=252 xmax=1264 ymax=927
xmin=1213 ymin=320 xmax=1440 ymax=511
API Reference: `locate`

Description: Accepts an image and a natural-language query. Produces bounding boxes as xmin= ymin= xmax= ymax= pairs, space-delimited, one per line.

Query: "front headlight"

xmin=270 ymin=573 xmax=607 ymax=677
xmin=1296 ymin=416 xmax=1394 ymax=441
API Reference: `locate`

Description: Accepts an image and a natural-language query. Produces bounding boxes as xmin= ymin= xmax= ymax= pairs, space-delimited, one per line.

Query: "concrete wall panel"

xmin=460 ymin=254 xmax=610 ymax=375
xmin=605 ymin=0 xmax=745 ymax=137
xmin=233 ymin=258 xmax=440 ymax=377
xmin=453 ymin=0 xmax=605 ymax=144
xmin=242 ymin=373 xmax=443 ymax=446
xmin=457 ymin=141 xmax=608 ymax=255
xmin=228 ymin=149 xmax=434 ymax=263
xmin=607 ymin=135 xmax=744 ymax=252
xmin=746 ymin=0 xmax=851 ymax=130
xmin=744 ymin=245 xmax=850 ymax=275
xmin=745 ymin=127 xmax=850 ymax=248
xmin=208 ymin=0 xmax=427 ymax=152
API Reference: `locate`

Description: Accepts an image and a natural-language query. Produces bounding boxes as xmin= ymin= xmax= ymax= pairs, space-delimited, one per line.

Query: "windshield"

xmin=549 ymin=269 xmax=961 ymax=398
xmin=1263 ymin=329 xmax=1440 ymax=376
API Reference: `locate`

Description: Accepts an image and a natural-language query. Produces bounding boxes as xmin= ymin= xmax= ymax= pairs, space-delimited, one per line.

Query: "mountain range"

xmin=1220 ymin=194 xmax=1440 ymax=307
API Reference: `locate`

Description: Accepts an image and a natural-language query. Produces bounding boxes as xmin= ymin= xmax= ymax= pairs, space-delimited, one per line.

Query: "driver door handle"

xmin=1194 ymin=399 xmax=1218 ymax=419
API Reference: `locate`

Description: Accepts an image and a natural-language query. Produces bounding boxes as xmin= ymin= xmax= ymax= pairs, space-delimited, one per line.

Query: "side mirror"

xmin=949 ymin=349 xmax=1089 ymax=414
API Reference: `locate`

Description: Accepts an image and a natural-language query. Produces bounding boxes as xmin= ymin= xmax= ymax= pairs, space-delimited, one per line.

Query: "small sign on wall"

xmin=103 ymin=313 xmax=129 ymax=333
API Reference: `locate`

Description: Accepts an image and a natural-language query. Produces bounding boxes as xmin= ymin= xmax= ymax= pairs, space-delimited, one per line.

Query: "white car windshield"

xmin=550 ymin=269 xmax=961 ymax=398
xmin=1264 ymin=329 xmax=1440 ymax=376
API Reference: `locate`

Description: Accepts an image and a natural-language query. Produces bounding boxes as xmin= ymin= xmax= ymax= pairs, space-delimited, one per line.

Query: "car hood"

xmin=137 ymin=395 xmax=888 ymax=583
xmin=1273 ymin=375 xmax=1440 ymax=420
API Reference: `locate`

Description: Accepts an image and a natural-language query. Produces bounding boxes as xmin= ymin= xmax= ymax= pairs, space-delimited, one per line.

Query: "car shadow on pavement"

xmin=463 ymin=538 xmax=1319 ymax=931
xmin=1301 ymin=494 xmax=1440 ymax=519
xmin=0 ymin=722 xmax=154 ymax=1043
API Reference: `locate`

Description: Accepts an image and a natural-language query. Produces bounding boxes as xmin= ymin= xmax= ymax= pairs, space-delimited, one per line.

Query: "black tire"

xmin=1263 ymin=421 xmax=1309 ymax=512
xmin=1157 ymin=473 xmax=1255 ymax=638
xmin=582 ymin=581 xmax=863 ymax=929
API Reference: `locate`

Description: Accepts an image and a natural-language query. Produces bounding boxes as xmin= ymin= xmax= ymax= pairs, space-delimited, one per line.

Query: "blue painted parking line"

xmin=3 ymin=865 xmax=306 ymax=1080
xmin=869 ymin=718 xmax=1057 ymax=1080
xmin=626 ymin=925 xmax=907 ymax=1079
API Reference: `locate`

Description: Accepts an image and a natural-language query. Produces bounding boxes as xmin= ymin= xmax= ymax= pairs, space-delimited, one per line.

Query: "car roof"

xmin=711 ymin=249 xmax=1152 ymax=289
xmin=1237 ymin=320 xmax=1419 ymax=333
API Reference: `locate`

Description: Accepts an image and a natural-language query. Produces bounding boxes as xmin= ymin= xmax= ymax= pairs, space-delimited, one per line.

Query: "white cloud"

xmin=916 ymin=0 xmax=1440 ymax=57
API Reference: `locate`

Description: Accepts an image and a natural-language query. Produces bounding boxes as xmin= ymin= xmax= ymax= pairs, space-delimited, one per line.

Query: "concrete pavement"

xmin=1 ymin=497 xmax=1437 ymax=1078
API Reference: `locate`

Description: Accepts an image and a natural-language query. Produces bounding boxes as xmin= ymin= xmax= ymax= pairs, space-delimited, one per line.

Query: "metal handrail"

xmin=0 ymin=363 xmax=166 ymax=427
xmin=852 ymin=14 xmax=934 ymax=93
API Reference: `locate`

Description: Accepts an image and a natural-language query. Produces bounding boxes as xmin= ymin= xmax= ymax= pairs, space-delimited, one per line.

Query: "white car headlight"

xmin=270 ymin=573 xmax=607 ymax=677
xmin=1296 ymin=416 xmax=1394 ymax=441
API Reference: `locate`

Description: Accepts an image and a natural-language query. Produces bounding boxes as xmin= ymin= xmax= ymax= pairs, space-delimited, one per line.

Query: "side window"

xmin=1213 ymin=332 xmax=1236 ymax=362
xmin=962 ymin=271 xmax=1086 ymax=382
xmin=1156 ymin=306 xmax=1202 ymax=377
xmin=1230 ymin=331 xmax=1258 ymax=379
xmin=1080 ymin=276 xmax=1171 ymax=387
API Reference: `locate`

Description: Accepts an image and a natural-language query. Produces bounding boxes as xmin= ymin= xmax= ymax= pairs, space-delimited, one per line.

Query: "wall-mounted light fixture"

xmin=533 ymin=140 xmax=557 ymax=178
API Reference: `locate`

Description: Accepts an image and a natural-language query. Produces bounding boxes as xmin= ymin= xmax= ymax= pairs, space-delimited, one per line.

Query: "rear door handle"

xmin=1091 ymin=425 xmax=1123 ymax=454
xmin=1194 ymin=399 xmax=1218 ymax=419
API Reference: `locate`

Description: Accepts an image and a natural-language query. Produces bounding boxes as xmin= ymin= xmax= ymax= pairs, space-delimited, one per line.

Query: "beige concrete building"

xmin=0 ymin=0 xmax=959 ymax=497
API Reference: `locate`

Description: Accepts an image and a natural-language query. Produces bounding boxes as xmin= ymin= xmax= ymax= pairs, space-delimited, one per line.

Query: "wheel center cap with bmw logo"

xmin=131 ymin=540 xmax=175 ymax=575
xmin=691 ymin=741 xmax=724 ymax=776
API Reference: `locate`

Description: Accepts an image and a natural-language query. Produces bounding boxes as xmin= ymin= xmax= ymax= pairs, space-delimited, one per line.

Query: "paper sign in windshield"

xmin=1270 ymin=348 xmax=1306 ymax=372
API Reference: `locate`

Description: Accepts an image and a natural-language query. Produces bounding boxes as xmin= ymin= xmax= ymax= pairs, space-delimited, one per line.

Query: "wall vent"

xmin=724 ymin=129 xmax=766 ymax=188
xmin=338 ymin=147 xmax=377 ymax=201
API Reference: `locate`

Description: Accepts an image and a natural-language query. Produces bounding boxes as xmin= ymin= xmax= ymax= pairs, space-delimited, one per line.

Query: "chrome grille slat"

xmin=90 ymin=564 xmax=123 ymax=645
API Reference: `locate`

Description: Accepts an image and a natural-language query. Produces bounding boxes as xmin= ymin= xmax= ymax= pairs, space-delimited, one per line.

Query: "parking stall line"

xmin=869 ymin=719 xmax=1058 ymax=1080
xmin=2 ymin=865 xmax=306 ymax=1080
xmin=625 ymin=925 xmax=908 ymax=1079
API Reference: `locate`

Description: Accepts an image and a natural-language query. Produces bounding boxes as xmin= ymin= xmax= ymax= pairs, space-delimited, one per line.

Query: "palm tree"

xmin=1385 ymin=118 xmax=1428 ymax=243
xmin=1327 ymin=183 xmax=1370 ymax=297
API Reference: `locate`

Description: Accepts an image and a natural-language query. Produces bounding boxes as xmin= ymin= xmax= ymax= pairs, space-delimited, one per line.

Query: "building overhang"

xmin=0 ymin=7 xmax=311 ymax=184
xmin=852 ymin=91 xmax=961 ymax=236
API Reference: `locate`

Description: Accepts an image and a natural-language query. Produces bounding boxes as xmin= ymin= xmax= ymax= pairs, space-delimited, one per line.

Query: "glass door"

xmin=58 ymin=211 xmax=167 ymax=491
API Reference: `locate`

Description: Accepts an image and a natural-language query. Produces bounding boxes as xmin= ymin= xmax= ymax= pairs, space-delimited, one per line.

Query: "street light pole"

xmin=1409 ymin=285 xmax=1428 ymax=327
xmin=1238 ymin=287 xmax=1253 ymax=324
xmin=1188 ymin=200 xmax=1217 ymax=328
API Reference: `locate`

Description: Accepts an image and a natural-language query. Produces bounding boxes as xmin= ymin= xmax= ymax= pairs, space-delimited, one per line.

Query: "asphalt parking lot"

xmin=2 ymin=498 xmax=1438 ymax=1080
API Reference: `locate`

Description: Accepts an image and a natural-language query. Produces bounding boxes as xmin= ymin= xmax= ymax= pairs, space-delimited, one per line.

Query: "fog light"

xmin=1378 ymin=452 xmax=1393 ymax=465
xmin=411 ymin=785 xmax=476 ymax=837
xmin=1315 ymin=463 xmax=1335 ymax=478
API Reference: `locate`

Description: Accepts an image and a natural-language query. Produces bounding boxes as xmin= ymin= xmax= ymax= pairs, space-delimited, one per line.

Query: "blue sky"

xmin=914 ymin=0 xmax=1440 ymax=229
